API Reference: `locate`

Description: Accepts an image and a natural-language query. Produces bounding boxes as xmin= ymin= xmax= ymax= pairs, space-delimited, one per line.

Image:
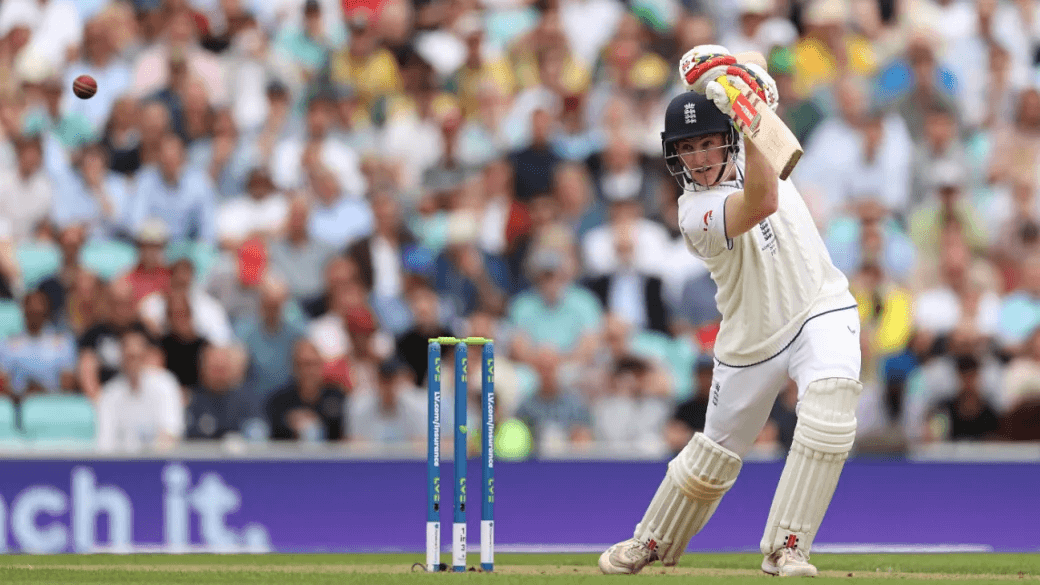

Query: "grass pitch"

xmin=0 ymin=553 xmax=1035 ymax=584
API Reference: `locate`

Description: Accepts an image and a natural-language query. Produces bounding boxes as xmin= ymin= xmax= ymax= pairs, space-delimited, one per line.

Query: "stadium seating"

xmin=16 ymin=242 xmax=60 ymax=290
xmin=80 ymin=238 xmax=137 ymax=281
xmin=20 ymin=394 xmax=96 ymax=445
xmin=0 ymin=299 xmax=24 ymax=339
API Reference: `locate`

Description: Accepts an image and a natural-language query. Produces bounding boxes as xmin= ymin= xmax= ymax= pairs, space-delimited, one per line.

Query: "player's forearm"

xmin=742 ymin=136 xmax=779 ymax=215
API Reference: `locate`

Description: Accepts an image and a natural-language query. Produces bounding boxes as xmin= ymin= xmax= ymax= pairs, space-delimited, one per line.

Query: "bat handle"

xmin=715 ymin=76 xmax=742 ymax=103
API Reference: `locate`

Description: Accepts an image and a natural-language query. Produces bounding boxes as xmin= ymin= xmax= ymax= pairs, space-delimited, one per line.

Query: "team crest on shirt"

xmin=702 ymin=210 xmax=712 ymax=231
xmin=757 ymin=218 xmax=778 ymax=256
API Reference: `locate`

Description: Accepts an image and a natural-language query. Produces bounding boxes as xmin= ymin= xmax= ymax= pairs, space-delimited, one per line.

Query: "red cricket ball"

xmin=72 ymin=75 xmax=97 ymax=100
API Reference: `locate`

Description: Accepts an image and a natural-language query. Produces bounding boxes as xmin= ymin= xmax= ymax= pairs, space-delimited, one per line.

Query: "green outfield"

xmin=0 ymin=553 xmax=1036 ymax=584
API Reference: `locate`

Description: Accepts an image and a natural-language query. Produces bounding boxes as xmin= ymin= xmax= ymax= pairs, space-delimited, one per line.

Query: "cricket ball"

xmin=72 ymin=75 xmax=97 ymax=100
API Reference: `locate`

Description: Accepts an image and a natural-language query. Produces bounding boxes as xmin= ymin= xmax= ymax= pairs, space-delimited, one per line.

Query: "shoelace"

xmin=785 ymin=548 xmax=809 ymax=563
xmin=618 ymin=542 xmax=655 ymax=564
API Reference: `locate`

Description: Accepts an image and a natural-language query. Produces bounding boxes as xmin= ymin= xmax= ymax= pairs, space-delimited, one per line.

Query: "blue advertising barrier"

xmin=0 ymin=459 xmax=1034 ymax=553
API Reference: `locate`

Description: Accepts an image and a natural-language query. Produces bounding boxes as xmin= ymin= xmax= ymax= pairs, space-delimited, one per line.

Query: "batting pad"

xmin=760 ymin=377 xmax=862 ymax=556
xmin=634 ymin=432 xmax=742 ymax=565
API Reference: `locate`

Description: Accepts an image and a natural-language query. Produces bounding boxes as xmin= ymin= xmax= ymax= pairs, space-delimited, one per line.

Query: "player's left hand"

xmin=699 ymin=64 xmax=779 ymax=113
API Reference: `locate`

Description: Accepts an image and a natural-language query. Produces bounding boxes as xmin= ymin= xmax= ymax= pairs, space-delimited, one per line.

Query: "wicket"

xmin=426 ymin=337 xmax=494 ymax=573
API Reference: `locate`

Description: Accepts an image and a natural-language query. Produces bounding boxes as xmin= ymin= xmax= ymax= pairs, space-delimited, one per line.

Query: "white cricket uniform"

xmin=677 ymin=177 xmax=861 ymax=456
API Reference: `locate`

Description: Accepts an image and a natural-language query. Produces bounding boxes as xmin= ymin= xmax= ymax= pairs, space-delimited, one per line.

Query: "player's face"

xmin=676 ymin=134 xmax=730 ymax=186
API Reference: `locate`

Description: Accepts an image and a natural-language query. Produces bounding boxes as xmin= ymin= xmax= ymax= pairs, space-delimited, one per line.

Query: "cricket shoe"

xmin=598 ymin=538 xmax=659 ymax=574
xmin=761 ymin=546 xmax=818 ymax=577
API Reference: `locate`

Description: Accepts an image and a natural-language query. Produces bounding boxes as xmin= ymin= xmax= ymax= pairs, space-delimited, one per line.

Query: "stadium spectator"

xmin=850 ymin=257 xmax=914 ymax=362
xmin=23 ymin=72 xmax=94 ymax=153
xmin=128 ymin=133 xmax=218 ymax=244
xmin=306 ymin=164 xmax=374 ymax=250
xmin=347 ymin=189 xmax=417 ymax=331
xmin=581 ymin=152 xmax=670 ymax=278
xmin=0 ymin=0 xmax=83 ymax=73
xmin=96 ymin=329 xmax=185 ymax=452
xmin=434 ymin=213 xmax=510 ymax=317
xmin=909 ymin=104 xmax=965 ymax=211
xmin=78 ymin=278 xmax=150 ymax=400
xmin=59 ymin=269 xmax=105 ymax=339
xmin=125 ymin=218 xmax=172 ymax=304
xmin=905 ymin=326 xmax=1006 ymax=442
xmin=148 ymin=51 xmax=193 ymax=143
xmin=270 ymin=91 xmax=366 ymax=198
xmin=266 ymin=339 xmax=345 ymax=441
xmin=216 ymin=167 xmax=289 ymax=250
xmin=272 ymin=0 xmax=336 ymax=89
xmin=1002 ymin=325 xmax=1040 ymax=412
xmin=0 ymin=134 xmax=51 ymax=242
xmin=267 ymin=195 xmax=336 ymax=315
xmin=342 ymin=300 xmax=390 ymax=393
xmin=63 ymin=20 xmax=132 ymax=134
xmin=329 ymin=7 xmax=399 ymax=108
xmin=585 ymin=223 xmax=669 ymax=334
xmin=102 ymin=97 xmax=145 ymax=175
xmin=201 ymin=108 xmax=255 ymax=201
xmin=927 ymin=354 xmax=1001 ymax=441
xmin=36 ymin=224 xmax=87 ymax=325
xmin=912 ymin=237 xmax=1001 ymax=340
xmin=591 ymin=356 xmax=669 ymax=456
xmin=235 ymin=274 xmax=306 ymax=416
xmin=553 ymin=162 xmax=606 ymax=244
xmin=159 ymin=293 xmax=209 ymax=390
xmin=515 ymin=347 xmax=593 ymax=453
xmin=510 ymin=108 xmax=560 ymax=203
xmin=796 ymin=75 xmax=911 ymax=221
xmin=49 ymin=143 xmax=132 ymax=239
xmin=0 ymin=289 xmax=76 ymax=396
xmin=396 ymin=280 xmax=454 ymax=387
xmin=185 ymin=346 xmax=249 ymax=440
xmin=827 ymin=198 xmax=917 ymax=283
xmin=996 ymin=254 xmax=1040 ymax=354
xmin=130 ymin=6 xmax=228 ymax=104
xmin=883 ymin=33 xmax=959 ymax=134
xmin=989 ymin=177 xmax=1040 ymax=275
xmin=347 ymin=357 xmax=424 ymax=445
xmin=140 ymin=257 xmax=234 ymax=346
xmin=508 ymin=246 xmax=603 ymax=365
xmin=307 ymin=279 xmax=362 ymax=391
xmin=988 ymin=87 xmax=1040 ymax=187
xmin=207 ymin=238 xmax=280 ymax=322
xmin=908 ymin=162 xmax=988 ymax=260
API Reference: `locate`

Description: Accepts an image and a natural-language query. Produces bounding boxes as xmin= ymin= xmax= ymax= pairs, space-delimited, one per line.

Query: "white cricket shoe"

xmin=761 ymin=547 xmax=818 ymax=577
xmin=598 ymin=538 xmax=659 ymax=574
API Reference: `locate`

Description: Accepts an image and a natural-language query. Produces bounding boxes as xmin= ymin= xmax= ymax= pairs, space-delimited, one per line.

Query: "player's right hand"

xmin=680 ymin=45 xmax=735 ymax=93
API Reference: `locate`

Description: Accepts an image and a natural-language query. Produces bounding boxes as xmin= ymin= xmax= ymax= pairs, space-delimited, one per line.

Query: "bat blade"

xmin=718 ymin=77 xmax=803 ymax=180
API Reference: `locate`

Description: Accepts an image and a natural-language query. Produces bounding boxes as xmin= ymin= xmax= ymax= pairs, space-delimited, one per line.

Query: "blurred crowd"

xmin=0 ymin=0 xmax=1039 ymax=456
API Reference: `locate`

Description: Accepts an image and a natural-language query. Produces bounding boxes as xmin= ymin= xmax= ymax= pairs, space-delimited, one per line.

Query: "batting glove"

xmin=705 ymin=79 xmax=738 ymax=116
xmin=737 ymin=63 xmax=779 ymax=112
xmin=680 ymin=45 xmax=735 ymax=93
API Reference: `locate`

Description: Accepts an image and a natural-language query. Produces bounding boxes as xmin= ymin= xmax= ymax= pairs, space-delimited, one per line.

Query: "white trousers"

xmin=704 ymin=307 xmax=862 ymax=457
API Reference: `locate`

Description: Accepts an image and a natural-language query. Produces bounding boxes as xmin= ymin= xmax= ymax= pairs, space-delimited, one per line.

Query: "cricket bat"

xmin=714 ymin=74 xmax=803 ymax=180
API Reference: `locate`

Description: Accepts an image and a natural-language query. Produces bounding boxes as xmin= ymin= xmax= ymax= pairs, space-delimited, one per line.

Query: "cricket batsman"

xmin=599 ymin=46 xmax=862 ymax=577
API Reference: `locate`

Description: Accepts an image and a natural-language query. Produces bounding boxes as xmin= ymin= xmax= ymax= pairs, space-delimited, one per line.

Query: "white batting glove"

xmin=741 ymin=63 xmax=779 ymax=112
xmin=680 ymin=45 xmax=735 ymax=93
xmin=705 ymin=79 xmax=735 ymax=116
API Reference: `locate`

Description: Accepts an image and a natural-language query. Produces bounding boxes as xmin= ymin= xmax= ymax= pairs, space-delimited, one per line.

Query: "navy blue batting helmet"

xmin=661 ymin=91 xmax=741 ymax=191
